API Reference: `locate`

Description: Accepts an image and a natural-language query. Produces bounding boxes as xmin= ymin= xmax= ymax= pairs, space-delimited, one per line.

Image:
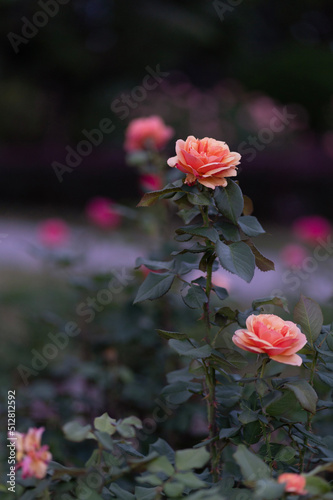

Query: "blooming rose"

xmin=278 ymin=473 xmax=307 ymax=495
xmin=293 ymin=215 xmax=331 ymax=245
xmin=167 ymin=136 xmax=241 ymax=189
xmin=124 ymin=116 xmax=174 ymax=151
xmin=232 ymin=314 xmax=307 ymax=366
xmin=86 ymin=197 xmax=121 ymax=229
xmin=15 ymin=427 xmax=52 ymax=480
xmin=38 ymin=219 xmax=69 ymax=248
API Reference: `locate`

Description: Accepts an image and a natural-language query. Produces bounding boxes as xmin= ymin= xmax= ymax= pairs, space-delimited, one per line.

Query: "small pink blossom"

xmin=280 ymin=244 xmax=308 ymax=268
xmin=124 ymin=116 xmax=174 ymax=152
xmin=86 ymin=197 xmax=122 ymax=229
xmin=139 ymin=174 xmax=163 ymax=192
xmin=293 ymin=216 xmax=331 ymax=245
xmin=15 ymin=427 xmax=52 ymax=480
xmin=38 ymin=219 xmax=69 ymax=248
xmin=278 ymin=473 xmax=307 ymax=495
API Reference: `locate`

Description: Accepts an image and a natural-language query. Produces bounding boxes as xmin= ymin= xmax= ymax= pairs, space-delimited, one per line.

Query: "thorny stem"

xmin=299 ymin=350 xmax=318 ymax=472
xmin=258 ymin=357 xmax=272 ymax=465
xmin=201 ymin=204 xmax=219 ymax=481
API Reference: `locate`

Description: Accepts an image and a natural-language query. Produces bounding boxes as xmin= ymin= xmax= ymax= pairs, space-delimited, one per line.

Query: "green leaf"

xmin=215 ymin=221 xmax=241 ymax=242
xmin=293 ymin=295 xmax=323 ymax=347
xmin=283 ymin=380 xmax=318 ymax=413
xmin=233 ymin=445 xmax=270 ymax=483
xmin=169 ymin=339 xmax=213 ymax=359
xmin=157 ymin=329 xmax=189 ymax=340
xmin=122 ymin=416 xmax=142 ymax=428
xmin=212 ymin=285 xmax=228 ymax=300
xmin=135 ymin=487 xmax=159 ymax=500
xmin=216 ymin=240 xmax=255 ymax=283
xmin=94 ymin=430 xmax=114 ymax=451
xmin=238 ymin=409 xmax=259 ymax=424
xmin=275 ymin=446 xmax=296 ymax=463
xmin=116 ymin=417 xmax=142 ymax=438
xmin=253 ymin=479 xmax=285 ymax=500
xmin=161 ymin=382 xmax=193 ymax=404
xmin=266 ymin=391 xmax=306 ymax=422
xmin=252 ymin=295 xmax=289 ymax=313
xmin=238 ymin=216 xmax=265 ymax=237
xmin=163 ymin=481 xmax=185 ymax=497
xmin=109 ymin=483 xmax=135 ymax=499
xmin=137 ymin=186 xmax=183 ymax=207
xmin=147 ymin=455 xmax=175 ymax=476
xmin=244 ymin=241 xmax=275 ymax=272
xmin=174 ymin=471 xmax=207 ymax=488
xmin=175 ymin=447 xmax=210 ymax=471
xmin=326 ymin=333 xmax=333 ymax=351
xmin=137 ymin=474 xmax=163 ymax=486
xmin=219 ymin=427 xmax=241 ymax=439
xmin=317 ymin=371 xmax=333 ymax=386
xmin=135 ymin=257 xmax=174 ymax=272
xmin=176 ymin=224 xmax=219 ymax=243
xmin=94 ymin=413 xmax=117 ymax=435
xmin=62 ymin=421 xmax=92 ymax=442
xmin=178 ymin=207 xmax=201 ymax=224
xmin=134 ymin=273 xmax=174 ymax=303
xmin=187 ymin=192 xmax=211 ymax=206
xmin=305 ymin=476 xmax=331 ymax=495
xmin=183 ymin=285 xmax=208 ymax=309
xmin=214 ymin=180 xmax=244 ymax=224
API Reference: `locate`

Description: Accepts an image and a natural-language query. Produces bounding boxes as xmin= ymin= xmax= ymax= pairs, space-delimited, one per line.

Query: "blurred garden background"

xmin=1 ymin=0 xmax=333 ymax=488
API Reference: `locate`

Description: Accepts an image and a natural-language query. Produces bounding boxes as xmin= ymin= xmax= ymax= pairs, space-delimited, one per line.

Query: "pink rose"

xmin=15 ymin=427 xmax=52 ymax=480
xmin=86 ymin=197 xmax=121 ymax=229
xmin=124 ymin=116 xmax=174 ymax=151
xmin=139 ymin=174 xmax=163 ymax=192
xmin=278 ymin=473 xmax=307 ymax=495
xmin=232 ymin=314 xmax=307 ymax=366
xmin=38 ymin=219 xmax=69 ymax=248
xmin=293 ymin=216 xmax=331 ymax=245
xmin=280 ymin=244 xmax=308 ymax=268
xmin=167 ymin=136 xmax=241 ymax=189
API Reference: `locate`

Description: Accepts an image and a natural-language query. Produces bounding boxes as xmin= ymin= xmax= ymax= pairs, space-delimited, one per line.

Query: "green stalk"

xmin=258 ymin=357 xmax=272 ymax=464
xmin=299 ymin=351 xmax=318 ymax=472
xmin=201 ymin=205 xmax=219 ymax=481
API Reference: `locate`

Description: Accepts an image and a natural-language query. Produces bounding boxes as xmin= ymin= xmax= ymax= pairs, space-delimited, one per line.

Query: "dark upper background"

xmin=1 ymin=0 xmax=333 ymax=223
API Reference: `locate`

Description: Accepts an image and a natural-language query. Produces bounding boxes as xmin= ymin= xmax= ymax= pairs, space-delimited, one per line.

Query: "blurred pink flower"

xmin=86 ymin=197 xmax=122 ymax=229
xmin=246 ymin=96 xmax=278 ymax=129
xmin=293 ymin=216 xmax=331 ymax=245
xmin=38 ymin=218 xmax=69 ymax=248
xmin=139 ymin=174 xmax=163 ymax=192
xmin=280 ymin=244 xmax=308 ymax=268
xmin=15 ymin=427 xmax=52 ymax=480
xmin=124 ymin=116 xmax=174 ymax=151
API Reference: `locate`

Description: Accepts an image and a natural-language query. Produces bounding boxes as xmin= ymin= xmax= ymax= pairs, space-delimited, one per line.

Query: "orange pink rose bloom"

xmin=125 ymin=116 xmax=174 ymax=151
xmin=232 ymin=314 xmax=307 ymax=366
xmin=278 ymin=473 xmax=307 ymax=495
xmin=167 ymin=136 xmax=241 ymax=189
xmin=15 ymin=427 xmax=52 ymax=479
